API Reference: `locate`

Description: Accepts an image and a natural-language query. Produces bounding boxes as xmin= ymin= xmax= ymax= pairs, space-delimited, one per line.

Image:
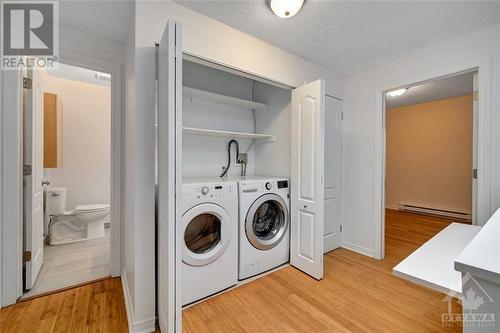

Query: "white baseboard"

xmin=341 ymin=241 xmax=374 ymax=257
xmin=121 ymin=268 xmax=156 ymax=333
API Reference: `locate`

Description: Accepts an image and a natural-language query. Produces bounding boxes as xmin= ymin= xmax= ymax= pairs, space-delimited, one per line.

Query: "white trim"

xmin=374 ymin=56 xmax=492 ymax=260
xmin=0 ymin=51 xmax=123 ymax=307
xmin=341 ymin=240 xmax=374 ymax=257
xmin=1 ymin=70 xmax=24 ymax=306
xmin=0 ymin=69 xmax=2 ymax=307
xmin=121 ymin=268 xmax=156 ymax=333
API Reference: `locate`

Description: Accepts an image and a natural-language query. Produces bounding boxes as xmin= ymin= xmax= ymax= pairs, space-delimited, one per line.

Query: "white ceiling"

xmin=385 ymin=72 xmax=474 ymax=109
xmin=176 ymin=1 xmax=500 ymax=75
xmin=59 ymin=0 xmax=132 ymax=43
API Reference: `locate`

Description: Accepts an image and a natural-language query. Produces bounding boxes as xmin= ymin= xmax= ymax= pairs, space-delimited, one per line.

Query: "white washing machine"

xmin=238 ymin=177 xmax=290 ymax=280
xmin=181 ymin=178 xmax=238 ymax=305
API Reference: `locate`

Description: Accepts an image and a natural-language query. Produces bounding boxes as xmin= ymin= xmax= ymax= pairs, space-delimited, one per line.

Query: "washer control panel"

xmin=239 ymin=179 xmax=289 ymax=196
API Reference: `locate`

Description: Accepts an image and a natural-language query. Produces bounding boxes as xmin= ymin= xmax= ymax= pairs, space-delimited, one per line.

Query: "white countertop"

xmin=393 ymin=222 xmax=481 ymax=294
xmin=455 ymin=207 xmax=500 ymax=284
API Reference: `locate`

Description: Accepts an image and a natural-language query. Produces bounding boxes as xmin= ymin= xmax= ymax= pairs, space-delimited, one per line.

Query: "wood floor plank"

xmin=0 ymin=277 xmax=128 ymax=333
xmin=0 ymin=210 xmax=462 ymax=332
xmin=183 ymin=209 xmax=462 ymax=332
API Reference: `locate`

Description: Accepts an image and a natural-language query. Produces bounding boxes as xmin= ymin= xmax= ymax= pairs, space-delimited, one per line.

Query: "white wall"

xmin=42 ymin=74 xmax=111 ymax=210
xmin=342 ymin=23 xmax=500 ymax=257
xmin=59 ymin=25 xmax=125 ymax=64
xmin=182 ymin=61 xmax=256 ymax=178
xmin=124 ymin=0 xmax=344 ymax=330
xmin=123 ymin=1 xmax=137 ymax=327
xmin=254 ymin=83 xmax=292 ymax=178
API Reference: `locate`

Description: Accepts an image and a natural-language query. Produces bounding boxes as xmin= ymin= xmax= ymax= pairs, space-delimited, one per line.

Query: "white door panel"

xmin=290 ymin=79 xmax=325 ymax=280
xmin=324 ymin=97 xmax=342 ymax=253
xmin=157 ymin=21 xmax=182 ymax=333
xmin=24 ymin=65 xmax=44 ymax=290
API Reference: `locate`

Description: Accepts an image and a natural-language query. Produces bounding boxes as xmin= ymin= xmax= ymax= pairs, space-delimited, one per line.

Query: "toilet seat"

xmin=73 ymin=204 xmax=110 ymax=214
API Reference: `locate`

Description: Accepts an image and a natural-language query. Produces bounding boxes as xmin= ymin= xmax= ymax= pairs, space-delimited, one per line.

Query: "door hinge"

xmin=23 ymin=165 xmax=32 ymax=176
xmin=473 ymin=169 xmax=478 ymax=179
xmin=341 ymin=112 xmax=344 ymax=120
xmin=23 ymin=251 xmax=32 ymax=262
xmin=473 ymin=91 xmax=478 ymax=101
xmin=23 ymin=77 xmax=32 ymax=89
xmin=340 ymin=225 xmax=343 ymax=232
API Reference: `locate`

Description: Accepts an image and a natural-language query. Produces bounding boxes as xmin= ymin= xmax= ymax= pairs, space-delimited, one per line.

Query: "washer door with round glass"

xmin=182 ymin=203 xmax=231 ymax=266
xmin=245 ymin=194 xmax=288 ymax=250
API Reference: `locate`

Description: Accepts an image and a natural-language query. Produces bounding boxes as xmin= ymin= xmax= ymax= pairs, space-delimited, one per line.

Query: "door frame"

xmin=0 ymin=50 xmax=122 ymax=306
xmin=373 ymin=56 xmax=491 ymax=260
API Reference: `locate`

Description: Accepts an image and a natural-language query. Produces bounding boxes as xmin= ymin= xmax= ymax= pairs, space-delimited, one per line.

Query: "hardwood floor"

xmin=182 ymin=210 xmax=462 ymax=332
xmin=0 ymin=277 xmax=128 ymax=332
xmin=0 ymin=210 xmax=462 ymax=332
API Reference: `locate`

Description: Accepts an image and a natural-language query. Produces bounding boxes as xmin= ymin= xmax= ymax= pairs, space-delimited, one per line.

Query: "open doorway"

xmin=383 ymin=72 xmax=477 ymax=263
xmin=21 ymin=63 xmax=112 ymax=299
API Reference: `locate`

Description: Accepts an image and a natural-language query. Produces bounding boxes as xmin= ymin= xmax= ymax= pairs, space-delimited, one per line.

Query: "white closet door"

xmin=158 ymin=20 xmax=182 ymax=333
xmin=24 ymin=65 xmax=44 ymax=290
xmin=323 ymin=97 xmax=342 ymax=253
xmin=290 ymin=79 xmax=325 ymax=280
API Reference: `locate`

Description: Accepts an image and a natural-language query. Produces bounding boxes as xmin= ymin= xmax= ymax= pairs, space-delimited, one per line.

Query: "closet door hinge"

xmin=341 ymin=112 xmax=344 ymax=120
xmin=473 ymin=169 xmax=478 ymax=179
xmin=23 ymin=165 xmax=32 ymax=176
xmin=23 ymin=251 xmax=32 ymax=263
xmin=473 ymin=91 xmax=478 ymax=101
xmin=23 ymin=77 xmax=32 ymax=89
xmin=340 ymin=225 xmax=343 ymax=232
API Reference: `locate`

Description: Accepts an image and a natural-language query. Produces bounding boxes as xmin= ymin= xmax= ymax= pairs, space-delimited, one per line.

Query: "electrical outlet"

xmin=237 ymin=153 xmax=248 ymax=164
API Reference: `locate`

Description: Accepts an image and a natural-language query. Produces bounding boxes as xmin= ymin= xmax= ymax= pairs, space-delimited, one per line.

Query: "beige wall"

xmin=42 ymin=74 xmax=111 ymax=210
xmin=385 ymin=95 xmax=473 ymax=214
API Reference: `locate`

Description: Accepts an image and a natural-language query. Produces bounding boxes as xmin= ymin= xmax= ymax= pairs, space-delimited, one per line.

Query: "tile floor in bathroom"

xmin=22 ymin=229 xmax=111 ymax=299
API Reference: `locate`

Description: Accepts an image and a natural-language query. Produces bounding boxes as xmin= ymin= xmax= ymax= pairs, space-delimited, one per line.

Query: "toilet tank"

xmin=45 ymin=187 xmax=67 ymax=215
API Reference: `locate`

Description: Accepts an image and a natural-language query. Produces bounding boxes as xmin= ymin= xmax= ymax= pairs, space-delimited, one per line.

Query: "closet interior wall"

xmin=182 ymin=60 xmax=291 ymax=178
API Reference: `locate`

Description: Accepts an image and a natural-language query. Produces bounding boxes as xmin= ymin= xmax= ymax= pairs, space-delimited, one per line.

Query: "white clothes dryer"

xmin=238 ymin=177 xmax=290 ymax=280
xmin=181 ymin=178 xmax=238 ymax=305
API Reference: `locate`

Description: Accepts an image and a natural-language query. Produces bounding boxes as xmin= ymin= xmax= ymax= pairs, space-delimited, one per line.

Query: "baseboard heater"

xmin=398 ymin=203 xmax=472 ymax=221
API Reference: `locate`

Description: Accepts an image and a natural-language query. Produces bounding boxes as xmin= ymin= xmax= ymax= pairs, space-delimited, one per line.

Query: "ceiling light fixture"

xmin=267 ymin=0 xmax=305 ymax=18
xmin=386 ymin=88 xmax=407 ymax=97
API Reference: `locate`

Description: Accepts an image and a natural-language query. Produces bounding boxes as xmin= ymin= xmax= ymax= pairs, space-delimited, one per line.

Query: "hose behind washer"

xmin=220 ymin=139 xmax=239 ymax=178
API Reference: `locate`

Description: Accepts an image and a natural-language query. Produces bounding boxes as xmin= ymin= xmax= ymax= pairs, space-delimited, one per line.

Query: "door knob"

xmin=42 ymin=180 xmax=50 ymax=186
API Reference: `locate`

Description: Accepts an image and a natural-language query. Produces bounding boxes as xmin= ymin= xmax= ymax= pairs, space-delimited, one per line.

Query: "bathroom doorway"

xmin=21 ymin=63 xmax=113 ymax=299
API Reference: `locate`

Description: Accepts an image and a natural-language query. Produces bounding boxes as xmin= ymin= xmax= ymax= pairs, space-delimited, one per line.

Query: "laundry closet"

xmin=182 ymin=59 xmax=291 ymax=179
xmin=156 ymin=21 xmax=341 ymax=332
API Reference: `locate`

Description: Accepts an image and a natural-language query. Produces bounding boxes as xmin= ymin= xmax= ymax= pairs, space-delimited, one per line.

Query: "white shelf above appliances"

xmin=183 ymin=86 xmax=268 ymax=112
xmin=182 ymin=127 xmax=275 ymax=143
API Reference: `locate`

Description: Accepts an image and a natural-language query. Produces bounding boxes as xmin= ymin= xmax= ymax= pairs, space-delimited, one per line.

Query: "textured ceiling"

xmin=176 ymin=1 xmax=500 ymax=75
xmin=59 ymin=0 xmax=132 ymax=42
xmin=386 ymin=72 xmax=474 ymax=109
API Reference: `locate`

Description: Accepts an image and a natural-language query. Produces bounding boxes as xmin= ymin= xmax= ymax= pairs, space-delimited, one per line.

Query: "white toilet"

xmin=45 ymin=187 xmax=110 ymax=246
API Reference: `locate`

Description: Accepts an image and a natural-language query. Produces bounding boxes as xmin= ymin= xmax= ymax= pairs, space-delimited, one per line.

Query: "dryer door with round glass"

xmin=245 ymin=194 xmax=289 ymax=250
xmin=182 ymin=203 xmax=231 ymax=266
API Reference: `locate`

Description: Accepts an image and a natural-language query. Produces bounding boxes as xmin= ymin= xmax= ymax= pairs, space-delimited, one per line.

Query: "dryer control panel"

xmin=183 ymin=183 xmax=235 ymax=201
